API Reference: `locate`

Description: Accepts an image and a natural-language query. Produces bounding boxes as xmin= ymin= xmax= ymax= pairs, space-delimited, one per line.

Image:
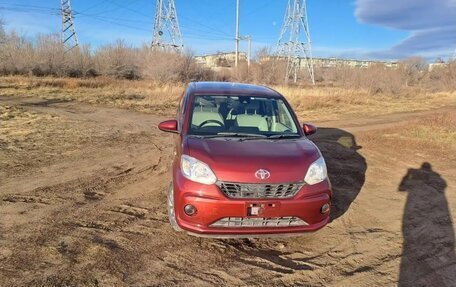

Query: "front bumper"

xmin=173 ymin=172 xmax=332 ymax=237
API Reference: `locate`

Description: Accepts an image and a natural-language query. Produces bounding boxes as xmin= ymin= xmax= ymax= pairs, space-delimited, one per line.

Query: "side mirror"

xmin=303 ymin=123 xmax=317 ymax=136
xmin=158 ymin=120 xmax=178 ymax=133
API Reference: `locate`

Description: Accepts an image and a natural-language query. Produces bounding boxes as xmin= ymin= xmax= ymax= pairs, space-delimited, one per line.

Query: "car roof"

xmin=187 ymin=82 xmax=282 ymax=98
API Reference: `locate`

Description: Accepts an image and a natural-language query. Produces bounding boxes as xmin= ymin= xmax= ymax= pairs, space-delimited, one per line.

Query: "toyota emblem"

xmin=255 ymin=169 xmax=271 ymax=180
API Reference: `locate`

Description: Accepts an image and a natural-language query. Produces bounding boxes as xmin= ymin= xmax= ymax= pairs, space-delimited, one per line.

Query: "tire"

xmin=167 ymin=183 xmax=182 ymax=232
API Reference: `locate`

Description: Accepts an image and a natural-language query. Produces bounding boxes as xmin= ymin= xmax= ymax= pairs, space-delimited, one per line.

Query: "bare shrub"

xmin=398 ymin=57 xmax=428 ymax=87
xmin=0 ymin=26 xmax=454 ymax=94
xmin=139 ymin=49 xmax=213 ymax=83
xmin=229 ymin=62 xmax=250 ymax=83
xmin=0 ymin=31 xmax=34 ymax=75
xmin=63 ymin=44 xmax=95 ymax=77
xmin=139 ymin=48 xmax=181 ymax=82
xmin=423 ymin=61 xmax=456 ymax=92
xmin=240 ymin=49 xmax=456 ymax=94
xmin=33 ymin=34 xmax=65 ymax=76
xmin=0 ymin=18 xmax=5 ymax=43
xmin=343 ymin=64 xmax=404 ymax=95
xmin=250 ymin=48 xmax=288 ymax=85
xmin=176 ymin=51 xmax=214 ymax=82
xmin=94 ymin=40 xmax=140 ymax=79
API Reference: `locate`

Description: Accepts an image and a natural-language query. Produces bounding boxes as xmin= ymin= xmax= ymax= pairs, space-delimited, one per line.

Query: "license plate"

xmin=249 ymin=206 xmax=261 ymax=216
xmin=246 ymin=202 xmax=281 ymax=217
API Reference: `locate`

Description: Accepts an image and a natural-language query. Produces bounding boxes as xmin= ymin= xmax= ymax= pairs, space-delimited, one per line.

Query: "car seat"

xmin=192 ymin=104 xmax=224 ymax=128
xmin=234 ymin=101 xmax=269 ymax=132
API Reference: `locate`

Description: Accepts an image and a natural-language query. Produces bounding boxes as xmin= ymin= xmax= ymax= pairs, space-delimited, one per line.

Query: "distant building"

xmin=303 ymin=57 xmax=397 ymax=69
xmin=428 ymin=62 xmax=448 ymax=71
xmin=195 ymin=52 xmax=247 ymax=68
xmin=195 ymin=53 xmax=399 ymax=70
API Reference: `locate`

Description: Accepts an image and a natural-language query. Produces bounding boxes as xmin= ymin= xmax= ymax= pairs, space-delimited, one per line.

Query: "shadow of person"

xmin=398 ymin=162 xmax=456 ymax=286
xmin=309 ymin=128 xmax=366 ymax=221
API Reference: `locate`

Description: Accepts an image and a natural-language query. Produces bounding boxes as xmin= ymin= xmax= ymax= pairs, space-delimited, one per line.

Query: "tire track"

xmin=1 ymin=96 xmax=454 ymax=286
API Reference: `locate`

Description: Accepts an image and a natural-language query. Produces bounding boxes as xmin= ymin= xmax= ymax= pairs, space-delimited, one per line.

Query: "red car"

xmin=158 ymin=82 xmax=332 ymax=238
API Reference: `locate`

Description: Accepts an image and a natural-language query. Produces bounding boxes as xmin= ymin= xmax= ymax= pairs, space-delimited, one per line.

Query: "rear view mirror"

xmin=158 ymin=120 xmax=178 ymax=133
xmin=303 ymin=123 xmax=317 ymax=136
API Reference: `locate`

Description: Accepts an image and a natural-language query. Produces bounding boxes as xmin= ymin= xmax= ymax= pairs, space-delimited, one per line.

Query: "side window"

xmin=177 ymin=94 xmax=184 ymax=117
xmin=177 ymin=93 xmax=185 ymax=130
xmin=277 ymin=101 xmax=293 ymax=128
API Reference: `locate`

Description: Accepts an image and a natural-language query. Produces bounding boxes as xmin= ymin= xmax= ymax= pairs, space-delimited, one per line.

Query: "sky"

xmin=1 ymin=0 xmax=455 ymax=60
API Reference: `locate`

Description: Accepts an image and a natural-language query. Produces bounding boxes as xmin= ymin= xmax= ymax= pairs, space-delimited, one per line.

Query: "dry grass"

xmin=0 ymin=103 xmax=151 ymax=178
xmin=358 ymin=112 xmax=456 ymax=161
xmin=1 ymin=76 xmax=455 ymax=121
xmin=0 ymin=105 xmax=82 ymax=174
xmin=0 ymin=76 xmax=184 ymax=116
xmin=399 ymin=113 xmax=456 ymax=146
xmin=274 ymin=85 xmax=455 ymax=121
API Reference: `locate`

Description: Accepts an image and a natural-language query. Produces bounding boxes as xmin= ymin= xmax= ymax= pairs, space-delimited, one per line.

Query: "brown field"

xmin=1 ymin=76 xmax=455 ymax=286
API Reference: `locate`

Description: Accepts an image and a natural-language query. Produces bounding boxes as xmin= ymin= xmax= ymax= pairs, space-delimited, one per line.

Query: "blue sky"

xmin=1 ymin=0 xmax=455 ymax=60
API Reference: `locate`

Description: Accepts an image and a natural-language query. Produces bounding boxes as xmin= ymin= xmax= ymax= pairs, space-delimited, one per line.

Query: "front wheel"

xmin=167 ymin=184 xmax=182 ymax=232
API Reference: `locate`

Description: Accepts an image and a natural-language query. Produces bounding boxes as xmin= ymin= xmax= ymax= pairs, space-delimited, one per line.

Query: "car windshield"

xmin=188 ymin=95 xmax=300 ymax=138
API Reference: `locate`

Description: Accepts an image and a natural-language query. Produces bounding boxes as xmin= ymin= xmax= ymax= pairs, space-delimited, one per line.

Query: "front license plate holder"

xmin=246 ymin=203 xmax=280 ymax=217
xmin=248 ymin=205 xmax=261 ymax=216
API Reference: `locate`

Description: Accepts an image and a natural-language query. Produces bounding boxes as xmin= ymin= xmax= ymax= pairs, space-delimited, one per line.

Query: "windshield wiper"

xmin=267 ymin=134 xmax=301 ymax=139
xmin=203 ymin=132 xmax=268 ymax=139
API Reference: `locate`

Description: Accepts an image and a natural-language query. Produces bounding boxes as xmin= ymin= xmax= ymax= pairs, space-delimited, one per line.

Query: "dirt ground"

xmin=0 ymin=95 xmax=455 ymax=286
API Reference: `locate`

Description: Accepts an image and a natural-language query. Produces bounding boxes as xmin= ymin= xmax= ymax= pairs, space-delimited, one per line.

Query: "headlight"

xmin=181 ymin=155 xmax=217 ymax=185
xmin=304 ymin=157 xmax=327 ymax=185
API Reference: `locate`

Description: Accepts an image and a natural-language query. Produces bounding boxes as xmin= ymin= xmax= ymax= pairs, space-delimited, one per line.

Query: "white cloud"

xmin=355 ymin=0 xmax=456 ymax=59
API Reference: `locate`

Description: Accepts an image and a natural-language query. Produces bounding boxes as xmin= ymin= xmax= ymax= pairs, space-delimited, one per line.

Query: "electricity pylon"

xmin=60 ymin=0 xmax=79 ymax=53
xmin=152 ymin=0 xmax=183 ymax=51
xmin=276 ymin=0 xmax=315 ymax=84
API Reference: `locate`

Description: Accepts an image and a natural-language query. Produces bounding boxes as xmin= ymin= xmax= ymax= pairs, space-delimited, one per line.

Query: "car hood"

xmin=185 ymin=137 xmax=321 ymax=183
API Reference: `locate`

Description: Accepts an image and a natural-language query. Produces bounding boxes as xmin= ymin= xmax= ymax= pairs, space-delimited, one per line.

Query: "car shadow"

xmin=397 ymin=163 xmax=456 ymax=286
xmin=309 ymin=127 xmax=366 ymax=221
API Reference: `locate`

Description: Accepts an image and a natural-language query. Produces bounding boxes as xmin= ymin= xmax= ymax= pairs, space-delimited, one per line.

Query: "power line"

xmin=79 ymin=0 xmax=139 ymax=16
xmin=0 ymin=7 xmax=59 ymax=16
xmin=178 ymin=0 xmax=233 ymax=37
xmin=77 ymin=12 xmax=152 ymax=33
xmin=81 ymin=0 xmax=232 ymax=39
xmin=0 ymin=1 xmax=275 ymax=50
xmin=102 ymin=0 xmax=150 ymax=19
xmin=78 ymin=0 xmax=110 ymax=14
xmin=0 ymin=2 xmax=57 ymax=11
xmin=0 ymin=3 xmax=60 ymax=16
xmin=75 ymin=10 xmax=232 ymax=41
xmin=75 ymin=11 xmax=151 ymax=25
xmin=76 ymin=12 xmax=230 ymax=40
xmin=179 ymin=15 xmax=232 ymax=37
xmin=180 ymin=28 xmax=232 ymax=40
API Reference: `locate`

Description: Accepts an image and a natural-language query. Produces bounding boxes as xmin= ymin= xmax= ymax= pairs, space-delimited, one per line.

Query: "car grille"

xmin=217 ymin=181 xmax=304 ymax=199
xmin=210 ymin=217 xmax=309 ymax=228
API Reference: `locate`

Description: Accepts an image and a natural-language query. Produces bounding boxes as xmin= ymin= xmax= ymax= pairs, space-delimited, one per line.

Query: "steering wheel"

xmin=198 ymin=119 xmax=224 ymax=129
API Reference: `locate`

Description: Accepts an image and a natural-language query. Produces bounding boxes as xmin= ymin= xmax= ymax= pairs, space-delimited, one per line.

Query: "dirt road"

xmin=1 ymin=98 xmax=455 ymax=286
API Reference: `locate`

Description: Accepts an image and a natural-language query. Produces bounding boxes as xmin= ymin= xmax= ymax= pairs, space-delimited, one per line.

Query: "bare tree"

xmin=399 ymin=57 xmax=428 ymax=87
xmin=0 ymin=18 xmax=5 ymax=44
xmin=0 ymin=31 xmax=34 ymax=75
xmin=0 ymin=18 xmax=6 ymax=67
xmin=94 ymin=40 xmax=140 ymax=79
xmin=0 ymin=28 xmax=454 ymax=93
xmin=33 ymin=34 xmax=65 ymax=76
xmin=249 ymin=47 xmax=287 ymax=85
